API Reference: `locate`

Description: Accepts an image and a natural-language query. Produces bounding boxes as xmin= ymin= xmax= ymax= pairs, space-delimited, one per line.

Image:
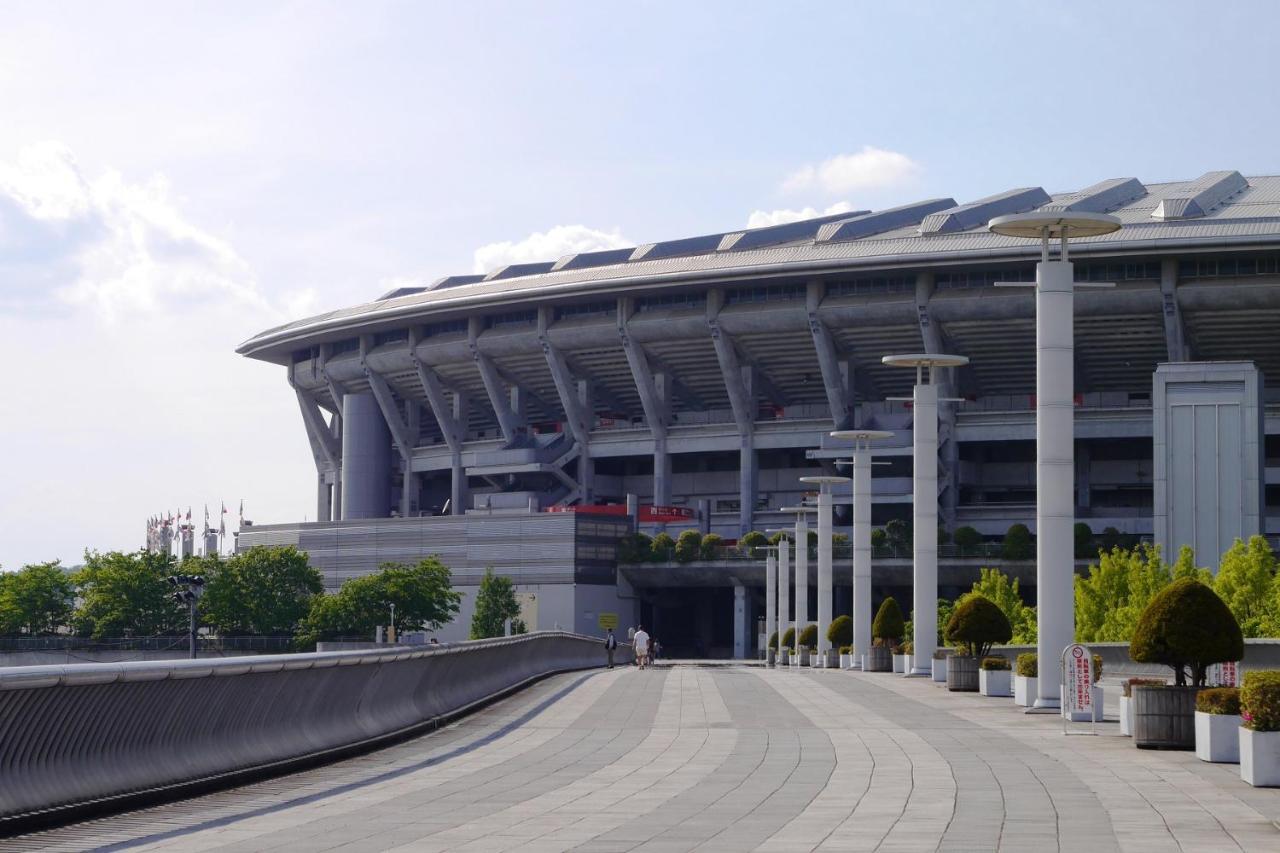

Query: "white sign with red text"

xmin=1062 ymin=644 xmax=1094 ymax=717
xmin=1208 ymin=661 xmax=1240 ymax=687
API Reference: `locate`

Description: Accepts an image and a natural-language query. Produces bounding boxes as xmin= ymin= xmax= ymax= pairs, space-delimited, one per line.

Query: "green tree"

xmin=1213 ymin=536 xmax=1277 ymax=637
xmin=1001 ymin=523 xmax=1034 ymax=560
xmin=827 ymin=614 xmax=852 ymax=648
xmin=0 ymin=561 xmax=75 ymax=635
xmin=1131 ymin=578 xmax=1243 ymax=686
xmin=72 ymin=550 xmax=187 ymax=639
xmin=872 ymin=597 xmax=905 ymax=646
xmin=674 ymin=530 xmax=703 ymax=563
xmin=650 ymin=532 xmax=676 ymax=561
xmin=738 ymin=531 xmax=766 ymax=557
xmin=953 ymin=526 xmax=982 ymax=553
xmin=870 ymin=528 xmax=887 ymax=550
xmin=617 ymin=532 xmax=652 ymax=564
xmin=296 ymin=557 xmax=460 ymax=646
xmin=1074 ymin=543 xmax=1177 ymax=642
xmin=201 ymin=546 xmax=323 ymax=636
xmin=970 ymin=567 xmax=1036 ymax=644
xmin=699 ymin=533 xmax=724 ymax=561
xmin=945 ymin=594 xmax=1012 ymax=658
xmin=470 ymin=567 xmax=522 ymax=639
xmin=885 ymin=519 xmax=911 ymax=553
xmin=1074 ymin=522 xmax=1095 ymax=559
xmin=1172 ymin=545 xmax=1212 ymax=582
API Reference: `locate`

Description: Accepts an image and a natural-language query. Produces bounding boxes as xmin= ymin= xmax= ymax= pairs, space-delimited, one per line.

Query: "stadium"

xmin=237 ymin=171 xmax=1280 ymax=651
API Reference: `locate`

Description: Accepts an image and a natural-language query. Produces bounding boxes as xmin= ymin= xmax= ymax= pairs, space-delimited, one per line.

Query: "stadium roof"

xmin=241 ymin=171 xmax=1280 ymax=359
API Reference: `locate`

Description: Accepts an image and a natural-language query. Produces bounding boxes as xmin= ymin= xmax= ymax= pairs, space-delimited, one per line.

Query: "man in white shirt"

xmin=633 ymin=626 xmax=651 ymax=670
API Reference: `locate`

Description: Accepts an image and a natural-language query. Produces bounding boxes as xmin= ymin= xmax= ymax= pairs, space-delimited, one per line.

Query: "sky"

xmin=2 ymin=0 xmax=1278 ymax=568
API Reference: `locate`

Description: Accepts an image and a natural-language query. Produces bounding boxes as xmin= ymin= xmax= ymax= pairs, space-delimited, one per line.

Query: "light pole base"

xmin=1026 ymin=699 xmax=1061 ymax=715
xmin=907 ymin=667 xmax=932 ymax=678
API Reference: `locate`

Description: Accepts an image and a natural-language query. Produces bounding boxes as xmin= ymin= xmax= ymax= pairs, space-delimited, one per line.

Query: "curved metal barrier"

xmin=0 ymin=631 xmax=621 ymax=828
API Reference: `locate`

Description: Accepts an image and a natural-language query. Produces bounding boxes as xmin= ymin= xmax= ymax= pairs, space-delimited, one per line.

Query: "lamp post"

xmin=779 ymin=505 xmax=814 ymax=658
xmin=883 ymin=354 xmax=968 ymax=676
xmin=830 ymin=430 xmax=894 ymax=668
xmin=764 ymin=544 xmax=777 ymax=665
xmin=167 ymin=574 xmax=206 ymax=659
xmin=799 ymin=475 xmax=849 ymax=667
xmin=988 ymin=211 xmax=1122 ymax=710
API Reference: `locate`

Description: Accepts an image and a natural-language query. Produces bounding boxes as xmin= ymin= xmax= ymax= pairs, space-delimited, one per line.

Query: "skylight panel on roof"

xmin=918 ymin=187 xmax=1050 ymax=234
xmin=483 ymin=262 xmax=557 ymax=281
xmin=717 ymin=210 xmax=868 ymax=252
xmin=1039 ymin=177 xmax=1147 ymax=214
xmin=815 ymin=198 xmax=957 ymax=243
xmin=551 ymin=248 xmax=635 ymax=272
xmin=1151 ymin=171 xmax=1248 ymax=220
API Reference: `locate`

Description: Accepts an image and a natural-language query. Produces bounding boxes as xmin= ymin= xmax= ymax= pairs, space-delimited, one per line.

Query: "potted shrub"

xmin=1121 ymin=678 xmax=1164 ymax=736
xmin=798 ymin=624 xmax=818 ymax=667
xmin=931 ymin=647 xmax=949 ymax=683
xmin=767 ymin=631 xmax=778 ymax=667
xmin=1240 ymin=671 xmax=1280 ymax=786
xmin=1014 ymin=653 xmax=1038 ymax=707
xmin=979 ymin=656 xmax=1012 ymax=697
xmin=1195 ymin=687 xmax=1241 ymax=764
xmin=1130 ymin=578 xmax=1244 ymax=749
xmin=867 ymin=597 xmax=903 ymax=672
xmin=894 ymin=641 xmax=912 ymax=675
xmin=839 ymin=645 xmax=853 ymax=670
xmin=780 ymin=626 xmax=796 ymax=666
xmin=943 ymin=594 xmax=1011 ymax=692
xmin=828 ymin=615 xmax=852 ymax=670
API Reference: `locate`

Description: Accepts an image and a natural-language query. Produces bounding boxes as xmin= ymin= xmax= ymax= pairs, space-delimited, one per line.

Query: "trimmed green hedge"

xmin=1242 ymin=671 xmax=1280 ymax=732
xmin=1197 ymin=687 xmax=1242 ymax=716
xmin=781 ymin=626 xmax=796 ymax=649
xmin=768 ymin=631 xmax=778 ymax=651
xmin=827 ymin=614 xmax=852 ymax=648
xmin=1016 ymin=652 xmax=1037 ymax=678
xmin=980 ymin=656 xmax=1010 ymax=671
xmin=1130 ymin=578 xmax=1243 ymax=686
xmin=798 ymin=623 xmax=818 ymax=649
xmin=872 ymin=597 xmax=904 ymax=646
xmin=944 ymin=594 xmax=1011 ymax=658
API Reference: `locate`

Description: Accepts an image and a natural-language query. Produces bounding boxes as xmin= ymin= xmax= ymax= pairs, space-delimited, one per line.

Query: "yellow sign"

xmin=597 ymin=612 xmax=619 ymax=630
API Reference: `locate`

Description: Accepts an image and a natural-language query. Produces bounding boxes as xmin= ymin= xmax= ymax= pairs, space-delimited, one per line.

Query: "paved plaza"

xmin=7 ymin=664 xmax=1280 ymax=853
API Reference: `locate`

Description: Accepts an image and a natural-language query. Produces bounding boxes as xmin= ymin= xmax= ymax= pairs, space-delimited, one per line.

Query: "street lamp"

xmin=829 ymin=430 xmax=894 ymax=669
xmin=799 ymin=475 xmax=849 ymax=667
xmin=883 ymin=353 xmax=968 ymax=676
xmin=167 ymin=574 xmax=206 ymax=659
xmin=779 ymin=505 xmax=816 ymax=658
xmin=988 ymin=210 xmax=1122 ymax=711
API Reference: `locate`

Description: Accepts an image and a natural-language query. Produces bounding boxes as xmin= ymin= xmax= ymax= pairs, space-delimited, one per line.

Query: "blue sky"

xmin=2 ymin=1 xmax=1278 ymax=567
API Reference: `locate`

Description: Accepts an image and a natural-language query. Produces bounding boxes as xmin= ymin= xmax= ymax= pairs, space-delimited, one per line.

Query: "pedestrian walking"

xmin=633 ymin=625 xmax=650 ymax=670
xmin=604 ymin=629 xmax=618 ymax=668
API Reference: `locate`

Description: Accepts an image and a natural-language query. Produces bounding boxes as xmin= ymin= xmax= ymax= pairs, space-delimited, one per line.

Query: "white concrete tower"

xmin=780 ymin=506 xmax=813 ymax=654
xmin=800 ymin=475 xmax=849 ymax=664
xmin=830 ymin=430 xmax=894 ymax=669
xmin=988 ymin=211 xmax=1122 ymax=710
xmin=777 ymin=534 xmax=791 ymax=651
xmin=765 ymin=546 xmax=777 ymax=664
xmin=883 ymin=354 xmax=968 ymax=676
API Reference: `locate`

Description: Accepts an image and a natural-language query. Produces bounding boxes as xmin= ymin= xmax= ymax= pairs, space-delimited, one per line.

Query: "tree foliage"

xmin=738 ymin=531 xmax=766 ymax=557
xmin=872 ymin=597 xmax=904 ymax=645
xmin=970 ymin=567 xmax=1036 ymax=644
xmin=674 ymin=530 xmax=702 ymax=563
xmin=650 ymin=532 xmax=676 ymax=560
xmin=470 ymin=567 xmax=522 ymax=639
xmin=0 ymin=561 xmax=75 ymax=635
xmin=72 ymin=550 xmax=187 ymax=639
xmin=953 ymin=526 xmax=982 ymax=550
xmin=699 ymin=533 xmax=723 ymax=560
xmin=1074 ymin=522 xmax=1095 ymax=559
xmin=798 ymin=623 xmax=818 ymax=649
xmin=1213 ymin=536 xmax=1276 ymax=637
xmin=201 ymin=546 xmax=323 ymax=636
xmin=944 ymin=594 xmax=1012 ymax=658
xmin=297 ymin=557 xmax=460 ymax=646
xmin=1001 ymin=523 xmax=1033 ymax=560
xmin=1130 ymin=578 xmax=1242 ymax=686
xmin=884 ymin=519 xmax=911 ymax=552
xmin=827 ymin=614 xmax=852 ymax=648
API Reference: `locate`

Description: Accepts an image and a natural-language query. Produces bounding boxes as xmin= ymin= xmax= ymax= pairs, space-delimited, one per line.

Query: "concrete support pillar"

xmin=765 ymin=549 xmax=777 ymax=660
xmin=317 ymin=472 xmax=330 ymax=522
xmin=653 ymin=373 xmax=672 ymax=507
xmin=1035 ymin=260 xmax=1076 ymax=710
xmin=451 ymin=392 xmax=468 ymax=515
xmin=912 ymin=381 xmax=939 ymax=674
xmin=341 ymin=392 xmax=391 ymax=519
xmin=794 ymin=512 xmax=809 ymax=651
xmin=733 ymin=583 xmax=747 ymax=660
xmin=778 ymin=536 xmax=791 ymax=644
xmin=739 ymin=438 xmax=757 ymax=536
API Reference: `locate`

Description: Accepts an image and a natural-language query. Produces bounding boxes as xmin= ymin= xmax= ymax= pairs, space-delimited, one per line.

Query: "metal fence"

xmin=0 ymin=636 xmax=297 ymax=653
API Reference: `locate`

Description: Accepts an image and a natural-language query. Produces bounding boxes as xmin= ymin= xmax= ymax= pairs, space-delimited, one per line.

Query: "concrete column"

xmin=341 ymin=392 xmax=391 ymax=519
xmin=317 ymin=472 xmax=330 ymax=521
xmin=778 ymin=536 xmax=791 ymax=644
xmin=852 ymin=449 xmax=873 ymax=665
xmin=1036 ymin=260 xmax=1075 ymax=710
xmin=794 ymin=513 xmax=809 ymax=652
xmin=654 ymin=373 xmax=672 ymax=507
xmin=765 ymin=549 xmax=777 ymax=661
xmin=912 ymin=381 xmax=939 ymax=674
xmin=733 ymin=583 xmax=747 ymax=659
xmin=739 ymin=439 xmax=757 ymax=536
xmin=817 ymin=490 xmax=833 ymax=654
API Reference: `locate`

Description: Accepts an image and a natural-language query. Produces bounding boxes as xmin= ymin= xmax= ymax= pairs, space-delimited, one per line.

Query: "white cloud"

xmin=472 ymin=225 xmax=631 ymax=274
xmin=745 ymin=202 xmax=856 ymax=229
xmin=781 ymin=146 xmax=921 ymax=195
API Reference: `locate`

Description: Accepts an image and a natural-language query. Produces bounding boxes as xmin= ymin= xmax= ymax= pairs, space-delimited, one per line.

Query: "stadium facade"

xmin=238 ymin=171 xmax=1280 ymax=649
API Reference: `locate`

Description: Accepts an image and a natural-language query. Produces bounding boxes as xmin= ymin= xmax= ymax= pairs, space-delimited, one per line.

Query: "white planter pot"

xmin=1064 ymin=686 xmax=1104 ymax=722
xmin=839 ymin=653 xmax=852 ymax=670
xmin=1196 ymin=712 xmax=1241 ymax=763
xmin=979 ymin=668 xmax=1012 ymax=697
xmin=1014 ymin=675 xmax=1037 ymax=707
xmin=1120 ymin=695 xmax=1133 ymax=736
xmin=892 ymin=654 xmax=906 ymax=673
xmin=932 ymin=657 xmax=947 ymax=683
xmin=1240 ymin=728 xmax=1280 ymax=787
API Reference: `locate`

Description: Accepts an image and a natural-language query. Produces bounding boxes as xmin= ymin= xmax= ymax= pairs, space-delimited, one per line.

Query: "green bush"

xmin=980 ymin=656 xmax=1010 ymax=671
xmin=885 ymin=519 xmax=911 ymax=551
xmin=827 ymin=614 xmax=852 ymax=648
xmin=781 ymin=626 xmax=796 ymax=648
xmin=871 ymin=597 xmax=904 ymax=646
xmin=944 ymin=594 xmax=1012 ymax=658
xmin=1129 ymin=577 xmax=1243 ymax=686
xmin=953 ymin=526 xmax=982 ymax=550
xmin=870 ymin=528 xmax=887 ymax=549
xmin=1123 ymin=677 xmax=1166 ymax=697
xmin=768 ymin=630 xmax=778 ymax=651
xmin=1074 ymin=522 xmax=1095 ymax=559
xmin=1001 ymin=523 xmax=1034 ymax=560
xmin=674 ymin=530 xmax=702 ymax=563
xmin=617 ymin=532 xmax=652 ymax=564
xmin=838 ymin=644 xmax=852 ymax=655
xmin=1016 ymin=652 xmax=1037 ymax=678
xmin=1197 ymin=687 xmax=1242 ymax=716
xmin=699 ymin=533 xmax=723 ymax=561
xmin=650 ymin=532 xmax=675 ymax=561
xmin=738 ymin=531 xmax=766 ymax=557
xmin=1242 ymin=671 xmax=1280 ymax=732
xmin=798 ymin=623 xmax=818 ymax=649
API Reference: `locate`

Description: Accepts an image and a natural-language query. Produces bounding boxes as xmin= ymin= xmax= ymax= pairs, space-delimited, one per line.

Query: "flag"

xmin=219 ymin=502 xmax=226 ymax=537
xmin=239 ymin=499 xmax=244 ymax=527
xmin=203 ymin=504 xmax=210 ymax=536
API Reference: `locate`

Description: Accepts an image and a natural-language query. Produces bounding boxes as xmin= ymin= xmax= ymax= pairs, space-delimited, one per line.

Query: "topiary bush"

xmin=1129 ymin=577 xmax=1243 ymax=686
xmin=944 ymin=594 xmax=1012 ymax=658
xmin=650 ymin=532 xmax=675 ymax=561
xmin=781 ymin=626 xmax=796 ymax=649
xmin=617 ymin=532 xmax=653 ymax=563
xmin=872 ymin=597 xmax=905 ymax=647
xmin=980 ymin=656 xmax=1011 ymax=671
xmin=1197 ymin=687 xmax=1242 ymax=716
xmin=953 ymin=525 xmax=982 ymax=552
xmin=674 ymin=530 xmax=702 ymax=563
xmin=870 ymin=528 xmax=887 ymax=550
xmin=827 ymin=614 xmax=852 ymax=648
xmin=1016 ymin=652 xmax=1037 ymax=678
xmin=699 ymin=533 xmax=723 ymax=561
xmin=768 ymin=631 xmax=778 ymax=651
xmin=738 ymin=530 xmax=766 ymax=557
xmin=1001 ymin=523 xmax=1034 ymax=560
xmin=1242 ymin=671 xmax=1280 ymax=732
xmin=798 ymin=623 xmax=818 ymax=649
